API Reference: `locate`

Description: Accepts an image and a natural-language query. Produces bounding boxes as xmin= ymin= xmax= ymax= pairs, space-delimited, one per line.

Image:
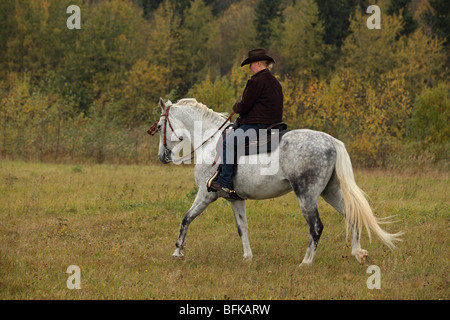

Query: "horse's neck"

xmin=178 ymin=106 xmax=226 ymax=151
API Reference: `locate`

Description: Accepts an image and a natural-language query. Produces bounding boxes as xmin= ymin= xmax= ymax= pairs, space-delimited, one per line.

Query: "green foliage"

xmin=315 ymin=0 xmax=359 ymax=48
xmin=271 ymin=0 xmax=329 ymax=78
xmin=422 ymin=0 xmax=450 ymax=46
xmin=215 ymin=1 xmax=259 ymax=75
xmin=387 ymin=0 xmax=417 ymax=35
xmin=0 ymin=0 xmax=448 ymax=167
xmin=254 ymin=0 xmax=283 ymax=48
xmin=181 ymin=0 xmax=215 ymax=88
xmin=188 ymin=73 xmax=235 ymax=113
xmin=339 ymin=9 xmax=405 ymax=85
xmin=407 ymin=84 xmax=450 ymax=160
xmin=339 ymin=8 xmax=446 ymax=91
xmin=62 ymin=0 xmax=148 ymax=111
xmin=282 ymin=70 xmax=412 ymax=167
xmin=146 ymin=0 xmax=184 ymax=93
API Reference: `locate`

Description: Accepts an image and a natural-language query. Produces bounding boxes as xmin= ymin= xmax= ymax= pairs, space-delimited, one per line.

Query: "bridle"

xmin=147 ymin=105 xmax=180 ymax=161
xmin=147 ymin=104 xmax=234 ymax=163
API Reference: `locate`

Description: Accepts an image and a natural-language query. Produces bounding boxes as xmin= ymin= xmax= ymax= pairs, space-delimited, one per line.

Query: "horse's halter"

xmin=147 ymin=104 xmax=182 ymax=162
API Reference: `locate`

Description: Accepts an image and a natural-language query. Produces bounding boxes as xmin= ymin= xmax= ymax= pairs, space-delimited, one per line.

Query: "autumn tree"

xmin=188 ymin=73 xmax=235 ymax=113
xmin=387 ymin=0 xmax=417 ymax=35
xmin=407 ymin=83 xmax=450 ymax=161
xmin=147 ymin=0 xmax=184 ymax=93
xmin=271 ymin=0 xmax=329 ymax=78
xmin=0 ymin=0 xmax=447 ymax=167
xmin=180 ymin=0 xmax=215 ymax=89
xmin=3 ymin=0 xmax=74 ymax=85
xmin=0 ymin=1 xmax=16 ymax=80
xmin=339 ymin=7 xmax=446 ymax=94
xmin=215 ymin=0 xmax=259 ymax=75
xmin=338 ymin=8 xmax=404 ymax=86
xmin=60 ymin=0 xmax=148 ymax=112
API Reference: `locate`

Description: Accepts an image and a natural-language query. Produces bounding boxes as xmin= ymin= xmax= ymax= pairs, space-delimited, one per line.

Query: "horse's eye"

xmin=157 ymin=125 xmax=161 ymax=130
xmin=179 ymin=136 xmax=184 ymax=141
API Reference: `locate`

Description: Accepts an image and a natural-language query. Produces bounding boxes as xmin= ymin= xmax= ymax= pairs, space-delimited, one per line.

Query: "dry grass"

xmin=0 ymin=160 xmax=448 ymax=299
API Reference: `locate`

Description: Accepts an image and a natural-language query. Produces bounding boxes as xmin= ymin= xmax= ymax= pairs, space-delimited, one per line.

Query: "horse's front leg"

xmin=173 ymin=188 xmax=217 ymax=258
xmin=230 ymin=199 xmax=253 ymax=261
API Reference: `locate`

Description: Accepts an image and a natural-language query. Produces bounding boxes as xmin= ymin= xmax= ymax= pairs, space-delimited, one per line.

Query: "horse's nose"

xmin=158 ymin=154 xmax=168 ymax=164
xmin=159 ymin=150 xmax=172 ymax=164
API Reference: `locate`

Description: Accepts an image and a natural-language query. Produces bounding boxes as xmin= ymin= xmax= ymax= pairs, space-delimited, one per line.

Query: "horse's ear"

xmin=159 ymin=97 xmax=167 ymax=112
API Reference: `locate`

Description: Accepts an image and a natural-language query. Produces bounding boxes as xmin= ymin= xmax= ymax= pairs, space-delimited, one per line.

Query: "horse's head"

xmin=152 ymin=98 xmax=187 ymax=164
xmin=148 ymin=97 xmax=229 ymax=165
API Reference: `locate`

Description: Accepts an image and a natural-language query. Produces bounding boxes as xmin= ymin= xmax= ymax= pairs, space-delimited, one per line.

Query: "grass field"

xmin=0 ymin=160 xmax=448 ymax=299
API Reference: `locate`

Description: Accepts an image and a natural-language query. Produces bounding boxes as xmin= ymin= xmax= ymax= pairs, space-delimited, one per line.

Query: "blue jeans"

xmin=217 ymin=124 xmax=267 ymax=189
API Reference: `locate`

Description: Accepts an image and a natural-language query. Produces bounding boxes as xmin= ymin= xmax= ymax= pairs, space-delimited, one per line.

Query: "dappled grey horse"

xmin=150 ymin=98 xmax=402 ymax=266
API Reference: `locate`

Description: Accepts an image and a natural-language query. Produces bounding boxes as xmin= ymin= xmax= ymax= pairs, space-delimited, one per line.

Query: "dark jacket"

xmin=233 ymin=69 xmax=283 ymax=125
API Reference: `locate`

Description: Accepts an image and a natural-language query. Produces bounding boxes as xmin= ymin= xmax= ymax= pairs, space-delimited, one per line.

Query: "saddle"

xmin=218 ymin=122 xmax=288 ymax=157
xmin=207 ymin=122 xmax=288 ymax=199
xmin=245 ymin=122 xmax=288 ymax=155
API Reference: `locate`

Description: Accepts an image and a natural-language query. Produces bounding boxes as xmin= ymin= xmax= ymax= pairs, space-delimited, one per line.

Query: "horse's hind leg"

xmin=230 ymin=200 xmax=253 ymax=261
xmin=299 ymin=203 xmax=323 ymax=266
xmin=173 ymin=188 xmax=217 ymax=257
xmin=321 ymin=175 xmax=369 ymax=263
xmin=291 ymin=184 xmax=324 ymax=266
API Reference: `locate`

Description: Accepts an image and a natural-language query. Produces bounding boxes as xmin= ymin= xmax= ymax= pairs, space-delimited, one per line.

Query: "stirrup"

xmin=206 ymin=171 xmax=220 ymax=192
xmin=222 ymin=187 xmax=244 ymax=201
xmin=206 ymin=172 xmax=244 ymax=200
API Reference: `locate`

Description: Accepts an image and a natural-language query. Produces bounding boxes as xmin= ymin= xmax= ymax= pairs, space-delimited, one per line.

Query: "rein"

xmin=147 ymin=105 xmax=235 ymax=163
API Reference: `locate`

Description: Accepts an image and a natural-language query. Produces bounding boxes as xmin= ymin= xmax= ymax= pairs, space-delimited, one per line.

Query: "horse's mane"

xmin=174 ymin=98 xmax=229 ymax=121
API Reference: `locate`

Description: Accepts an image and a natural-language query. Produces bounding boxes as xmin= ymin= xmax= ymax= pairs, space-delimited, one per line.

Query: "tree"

xmin=216 ymin=0 xmax=259 ymax=75
xmin=254 ymin=0 xmax=282 ymax=48
xmin=4 ymin=0 xmax=72 ymax=85
xmin=422 ymin=0 xmax=450 ymax=67
xmin=315 ymin=0 xmax=359 ymax=48
xmin=180 ymin=0 xmax=215 ymax=89
xmin=188 ymin=73 xmax=235 ymax=113
xmin=338 ymin=9 xmax=405 ymax=86
xmin=398 ymin=28 xmax=446 ymax=93
xmin=147 ymin=0 xmax=184 ymax=93
xmin=423 ymin=0 xmax=450 ymax=44
xmin=407 ymin=83 xmax=450 ymax=160
xmin=272 ymin=0 xmax=329 ymax=78
xmin=134 ymin=0 xmax=164 ymax=18
xmin=0 ymin=0 xmax=16 ymax=80
xmin=387 ymin=0 xmax=417 ymax=35
xmin=114 ymin=59 xmax=170 ymax=127
xmin=60 ymin=0 xmax=148 ymax=112
xmin=339 ymin=7 xmax=446 ymax=95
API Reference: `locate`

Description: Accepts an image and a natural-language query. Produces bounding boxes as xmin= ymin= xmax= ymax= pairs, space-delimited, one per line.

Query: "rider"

xmin=208 ymin=48 xmax=284 ymax=197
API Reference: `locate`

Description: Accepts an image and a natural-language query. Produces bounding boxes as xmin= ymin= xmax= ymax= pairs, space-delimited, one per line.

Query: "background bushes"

xmin=0 ymin=0 xmax=448 ymax=168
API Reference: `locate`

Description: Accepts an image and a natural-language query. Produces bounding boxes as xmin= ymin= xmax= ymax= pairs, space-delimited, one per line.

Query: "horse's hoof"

xmin=299 ymin=261 xmax=313 ymax=268
xmin=353 ymin=249 xmax=370 ymax=264
xmin=243 ymin=255 xmax=253 ymax=263
xmin=172 ymin=249 xmax=184 ymax=259
xmin=360 ymin=254 xmax=372 ymax=265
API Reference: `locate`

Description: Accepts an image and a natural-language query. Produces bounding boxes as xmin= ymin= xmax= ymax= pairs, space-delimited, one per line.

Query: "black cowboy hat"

xmin=240 ymin=48 xmax=275 ymax=67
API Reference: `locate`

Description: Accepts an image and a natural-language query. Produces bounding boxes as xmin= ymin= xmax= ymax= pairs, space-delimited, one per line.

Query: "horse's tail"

xmin=331 ymin=137 xmax=403 ymax=249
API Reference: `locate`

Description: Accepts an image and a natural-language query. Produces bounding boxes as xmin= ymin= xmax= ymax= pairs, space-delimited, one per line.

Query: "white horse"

xmin=150 ymin=98 xmax=402 ymax=266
